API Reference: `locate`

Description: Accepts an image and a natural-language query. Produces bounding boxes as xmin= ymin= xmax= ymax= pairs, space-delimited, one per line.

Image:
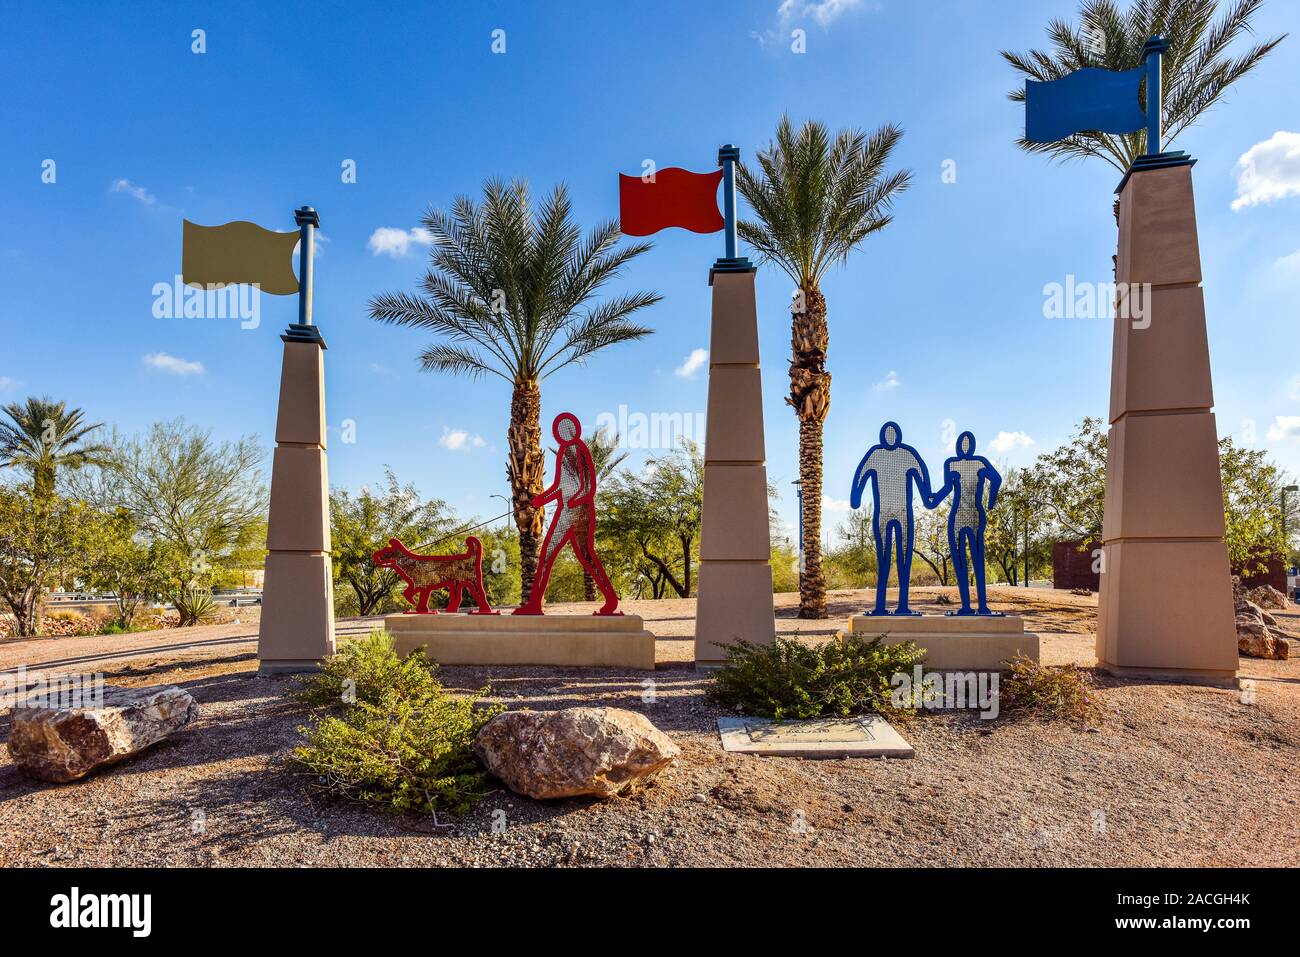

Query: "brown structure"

xmin=1235 ymin=552 xmax=1287 ymax=594
xmin=258 ymin=208 xmax=335 ymax=674
xmin=1096 ymin=164 xmax=1236 ymax=683
xmin=694 ymin=268 xmax=776 ymax=665
xmin=258 ymin=330 xmax=336 ymax=674
xmin=386 ymin=612 xmax=655 ymax=670
xmin=1052 ymin=539 xmax=1101 ymax=591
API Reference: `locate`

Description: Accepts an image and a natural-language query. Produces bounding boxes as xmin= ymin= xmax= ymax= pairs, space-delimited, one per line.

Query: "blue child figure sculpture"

xmin=850 ymin=421 xmax=934 ymax=616
xmin=928 ymin=431 xmax=1003 ymax=616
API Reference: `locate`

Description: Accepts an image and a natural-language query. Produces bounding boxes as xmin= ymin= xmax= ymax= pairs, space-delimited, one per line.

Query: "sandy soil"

xmin=1 ymin=587 xmax=1297 ymax=868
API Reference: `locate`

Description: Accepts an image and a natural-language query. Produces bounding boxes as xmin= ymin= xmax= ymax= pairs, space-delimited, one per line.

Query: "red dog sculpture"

xmin=372 ymin=536 xmax=499 ymax=615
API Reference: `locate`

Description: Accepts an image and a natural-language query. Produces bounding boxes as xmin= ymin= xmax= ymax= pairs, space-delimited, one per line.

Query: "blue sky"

xmin=2 ymin=0 xmax=1298 ymax=545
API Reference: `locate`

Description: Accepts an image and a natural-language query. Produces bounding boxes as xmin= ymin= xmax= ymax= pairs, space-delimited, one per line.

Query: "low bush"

xmin=707 ymin=633 xmax=926 ymax=721
xmin=999 ymin=654 xmax=1103 ymax=726
xmin=291 ymin=628 xmax=501 ymax=815
xmin=290 ymin=628 xmax=442 ymax=709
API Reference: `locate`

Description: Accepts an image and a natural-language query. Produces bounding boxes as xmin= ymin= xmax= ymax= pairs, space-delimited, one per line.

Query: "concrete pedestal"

xmin=845 ymin=615 xmax=1039 ymax=671
xmin=258 ymin=330 xmax=336 ymax=675
xmin=695 ymin=267 xmax=776 ymax=666
xmin=385 ymin=613 xmax=656 ymax=670
xmin=1097 ymin=163 xmax=1237 ymax=684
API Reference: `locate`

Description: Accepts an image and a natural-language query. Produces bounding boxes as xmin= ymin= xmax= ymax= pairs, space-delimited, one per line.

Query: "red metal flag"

xmin=618 ymin=167 xmax=724 ymax=236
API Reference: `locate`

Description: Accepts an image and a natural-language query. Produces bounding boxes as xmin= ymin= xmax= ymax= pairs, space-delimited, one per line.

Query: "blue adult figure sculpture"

xmin=928 ymin=431 xmax=1002 ymax=616
xmin=850 ymin=422 xmax=933 ymax=616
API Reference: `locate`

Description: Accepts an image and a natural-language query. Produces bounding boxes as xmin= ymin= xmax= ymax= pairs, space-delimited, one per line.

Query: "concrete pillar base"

xmin=258 ymin=336 xmax=336 ymax=672
xmin=1096 ymin=663 xmax=1238 ymax=688
xmin=1097 ymin=163 xmax=1236 ymax=684
xmin=694 ymin=268 xmax=775 ymax=665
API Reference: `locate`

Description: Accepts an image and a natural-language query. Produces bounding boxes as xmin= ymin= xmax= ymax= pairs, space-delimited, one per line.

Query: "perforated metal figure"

xmin=927 ymin=431 xmax=1002 ymax=616
xmin=514 ymin=412 xmax=621 ymax=616
xmin=850 ymin=421 xmax=934 ymax=616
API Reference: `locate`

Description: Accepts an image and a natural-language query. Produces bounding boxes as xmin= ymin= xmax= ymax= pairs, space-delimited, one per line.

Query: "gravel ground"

xmin=1 ymin=587 xmax=1297 ymax=868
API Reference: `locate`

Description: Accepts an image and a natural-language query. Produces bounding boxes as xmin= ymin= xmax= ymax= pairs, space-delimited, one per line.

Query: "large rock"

xmin=1244 ymin=584 xmax=1288 ymax=610
xmin=8 ymin=684 xmax=199 ymax=783
xmin=474 ymin=706 xmax=679 ymax=800
xmin=1234 ymin=601 xmax=1290 ymax=661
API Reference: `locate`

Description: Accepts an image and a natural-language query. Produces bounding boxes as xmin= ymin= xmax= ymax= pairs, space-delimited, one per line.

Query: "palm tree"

xmin=1003 ymin=0 xmax=1285 ymax=179
xmin=736 ymin=117 xmax=911 ymax=619
xmin=370 ymin=179 xmax=659 ymax=599
xmin=0 ymin=396 xmax=110 ymax=498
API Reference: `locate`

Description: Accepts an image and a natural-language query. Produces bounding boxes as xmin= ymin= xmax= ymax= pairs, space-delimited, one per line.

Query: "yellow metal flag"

xmin=182 ymin=219 xmax=301 ymax=296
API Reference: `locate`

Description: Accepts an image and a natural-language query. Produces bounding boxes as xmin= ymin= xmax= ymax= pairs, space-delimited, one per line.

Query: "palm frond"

xmin=1005 ymin=0 xmax=1285 ymax=170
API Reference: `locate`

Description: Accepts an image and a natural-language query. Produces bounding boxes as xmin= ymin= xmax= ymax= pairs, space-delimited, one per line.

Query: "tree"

xmin=982 ymin=468 xmax=1053 ymax=585
xmin=1028 ymin=417 xmax=1108 ymax=541
xmin=599 ymin=442 xmax=704 ymax=599
xmin=826 ymin=509 xmax=878 ymax=589
xmin=1003 ymin=0 xmax=1284 ymax=176
xmin=369 ymin=179 xmax=660 ymax=600
xmin=330 ymin=469 xmax=455 ymax=615
xmin=0 ymin=396 xmax=110 ymax=499
xmin=84 ymin=421 xmax=267 ymax=626
xmin=1219 ymin=436 xmax=1287 ymax=576
xmin=912 ymin=504 xmax=952 ymax=586
xmin=736 ymin=116 xmax=911 ymax=618
xmin=0 ymin=486 xmax=88 ymax=636
xmin=581 ymin=427 xmax=626 ymax=601
xmin=81 ymin=509 xmax=165 ymax=629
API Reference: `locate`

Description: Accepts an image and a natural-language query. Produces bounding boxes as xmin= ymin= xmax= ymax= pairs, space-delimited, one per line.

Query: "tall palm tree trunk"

xmin=508 ymin=377 xmax=545 ymax=600
xmin=791 ymin=283 xmax=830 ymax=619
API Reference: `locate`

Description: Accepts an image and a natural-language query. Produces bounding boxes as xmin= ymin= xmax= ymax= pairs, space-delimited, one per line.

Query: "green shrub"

xmin=294 ymin=694 xmax=499 ymax=816
xmin=290 ymin=628 xmax=439 ymax=709
xmin=707 ymin=633 xmax=926 ymax=721
xmin=174 ymin=587 xmax=218 ymax=626
xmin=291 ymin=628 xmax=502 ymax=815
xmin=999 ymin=654 xmax=1103 ymax=727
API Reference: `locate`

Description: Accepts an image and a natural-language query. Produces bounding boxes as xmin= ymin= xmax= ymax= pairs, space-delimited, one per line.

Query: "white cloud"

xmin=439 ymin=426 xmax=486 ymax=452
xmin=753 ymin=0 xmax=866 ymax=46
xmin=988 ymin=430 xmax=1035 ymax=453
xmin=0 ymin=376 xmax=17 ymax=391
xmin=822 ymin=494 xmax=852 ymax=513
xmin=1267 ymin=416 xmax=1300 ymax=441
xmin=110 ymin=178 xmax=157 ymax=205
xmin=675 ymin=348 xmax=709 ymax=378
xmin=1232 ymin=131 xmax=1300 ymax=211
xmin=367 ymin=226 xmax=433 ymax=258
xmin=1274 ymin=249 xmax=1300 ymax=276
xmin=143 ymin=352 xmax=204 ymax=376
xmin=872 ymin=370 xmax=900 ymax=392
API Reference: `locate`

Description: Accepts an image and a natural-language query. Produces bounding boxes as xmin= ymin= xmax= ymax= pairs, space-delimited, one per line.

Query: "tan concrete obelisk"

xmin=258 ymin=206 xmax=336 ymax=674
xmin=1096 ymin=163 xmax=1236 ymax=683
xmin=695 ymin=266 xmax=776 ymax=665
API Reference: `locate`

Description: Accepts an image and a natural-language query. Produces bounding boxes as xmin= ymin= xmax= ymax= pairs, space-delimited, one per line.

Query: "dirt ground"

xmin=1 ymin=586 xmax=1297 ymax=868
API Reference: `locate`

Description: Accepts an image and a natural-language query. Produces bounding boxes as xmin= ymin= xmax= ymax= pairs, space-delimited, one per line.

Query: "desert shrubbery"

xmin=999 ymin=654 xmax=1103 ymax=727
xmin=291 ymin=629 xmax=501 ymax=815
xmin=707 ymin=633 xmax=926 ymax=721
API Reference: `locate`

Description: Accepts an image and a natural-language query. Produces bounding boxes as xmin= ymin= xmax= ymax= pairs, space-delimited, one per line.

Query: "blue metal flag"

xmin=1024 ymin=66 xmax=1146 ymax=143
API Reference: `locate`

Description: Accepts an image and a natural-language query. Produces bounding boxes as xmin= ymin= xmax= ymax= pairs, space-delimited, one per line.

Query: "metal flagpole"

xmin=1142 ymin=36 xmax=1168 ymax=156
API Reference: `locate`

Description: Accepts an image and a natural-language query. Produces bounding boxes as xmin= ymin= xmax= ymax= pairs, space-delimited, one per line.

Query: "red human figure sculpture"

xmin=514 ymin=413 xmax=622 ymax=616
xmin=371 ymin=536 xmax=499 ymax=615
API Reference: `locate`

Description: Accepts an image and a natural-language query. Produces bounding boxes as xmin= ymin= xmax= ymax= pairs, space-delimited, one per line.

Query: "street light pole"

xmin=1283 ymin=485 xmax=1298 ymax=569
xmin=792 ymin=479 xmax=803 ymax=581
